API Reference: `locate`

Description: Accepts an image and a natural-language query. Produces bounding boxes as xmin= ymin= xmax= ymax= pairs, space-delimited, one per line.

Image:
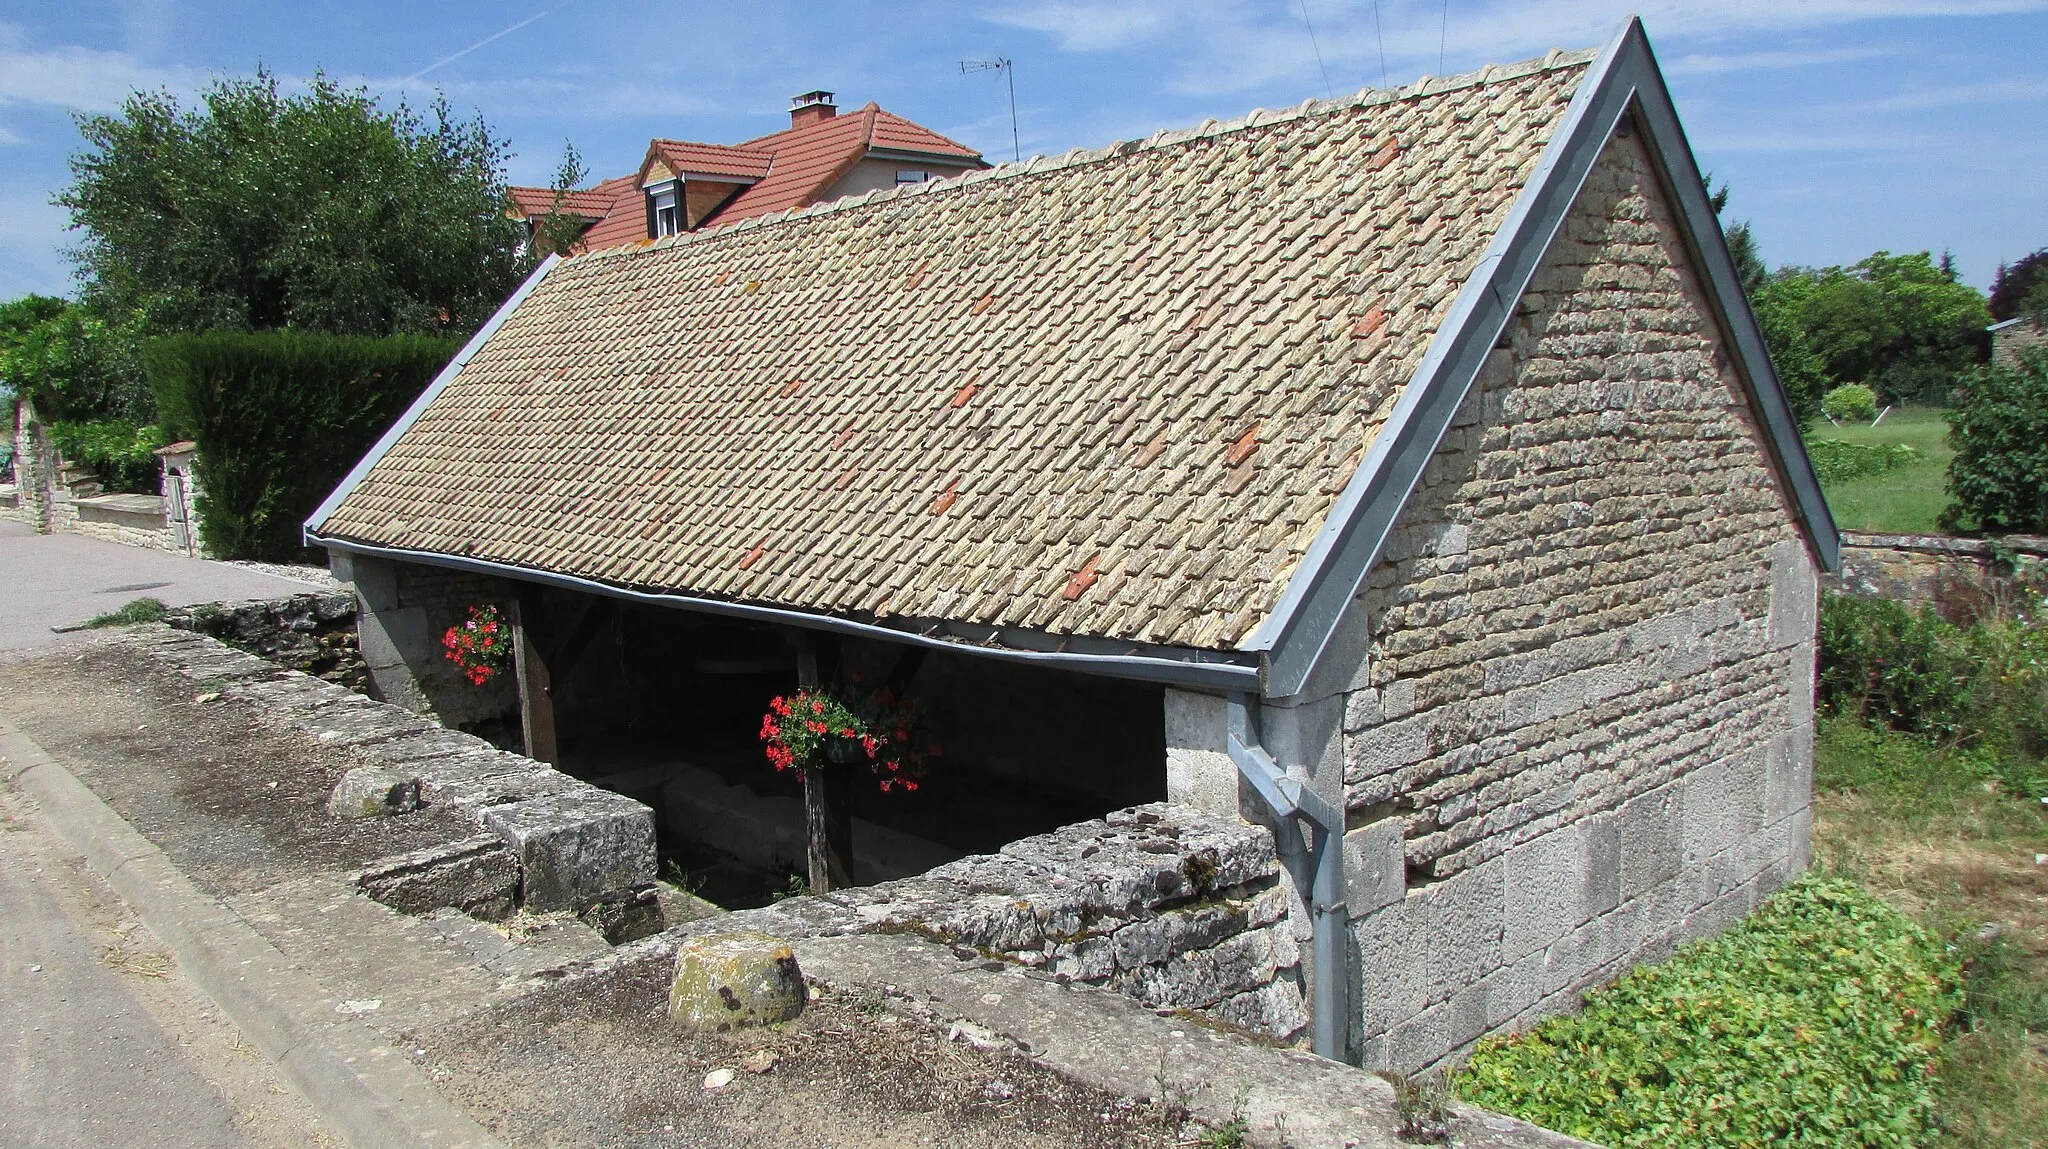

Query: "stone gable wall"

xmin=1336 ymin=130 xmax=1818 ymax=1069
xmin=343 ymin=553 xmax=520 ymax=730
xmin=1156 ymin=130 xmax=1822 ymax=1071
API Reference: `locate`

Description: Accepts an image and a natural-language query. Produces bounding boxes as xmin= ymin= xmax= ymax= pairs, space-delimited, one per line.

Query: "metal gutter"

xmin=1224 ymin=695 xmax=1349 ymax=1062
xmin=309 ymin=535 xmax=1265 ymax=692
xmin=302 ymin=254 xmax=562 ymax=539
xmin=1247 ymin=16 xmax=1840 ymax=701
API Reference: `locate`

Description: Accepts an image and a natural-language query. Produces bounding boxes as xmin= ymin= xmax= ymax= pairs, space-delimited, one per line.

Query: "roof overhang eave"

xmin=306 ymin=533 xmax=1266 ymax=693
xmin=1244 ymin=15 xmax=1841 ymax=703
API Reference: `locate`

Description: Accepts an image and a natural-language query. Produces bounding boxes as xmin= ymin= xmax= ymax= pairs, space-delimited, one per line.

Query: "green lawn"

xmin=1809 ymin=405 xmax=1955 ymax=534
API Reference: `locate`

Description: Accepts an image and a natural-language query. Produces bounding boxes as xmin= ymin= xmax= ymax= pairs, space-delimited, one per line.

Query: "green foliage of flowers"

xmin=759 ymin=687 xmax=933 ymax=792
xmin=1459 ymin=878 xmax=1961 ymax=1149
xmin=1808 ymin=436 xmax=1921 ymax=484
xmin=441 ymin=604 xmax=510 ymax=686
xmin=1826 ymin=383 xmax=1883 ymax=424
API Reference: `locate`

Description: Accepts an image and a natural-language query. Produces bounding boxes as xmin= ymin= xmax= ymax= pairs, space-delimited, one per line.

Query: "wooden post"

xmin=510 ymin=588 xmax=558 ymax=765
xmin=793 ymin=630 xmax=852 ymax=893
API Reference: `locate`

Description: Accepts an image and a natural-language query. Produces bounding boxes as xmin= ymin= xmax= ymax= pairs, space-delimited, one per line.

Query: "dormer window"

xmin=896 ymin=170 xmax=933 ymax=185
xmin=647 ymin=180 xmax=681 ymax=237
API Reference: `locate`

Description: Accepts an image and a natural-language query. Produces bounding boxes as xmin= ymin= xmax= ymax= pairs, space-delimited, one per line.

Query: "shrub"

xmin=1819 ymin=592 xmax=2048 ymax=795
xmin=1943 ymin=348 xmax=2048 ymax=534
xmin=1805 ymin=437 xmax=1920 ymax=483
xmin=147 ymin=330 xmax=458 ymax=561
xmin=1458 ymin=877 xmax=1960 ymax=1149
xmin=1824 ymin=382 xmax=1881 ymax=423
xmin=47 ymin=418 xmax=166 ymax=494
xmin=86 ymin=597 xmax=169 ymax=627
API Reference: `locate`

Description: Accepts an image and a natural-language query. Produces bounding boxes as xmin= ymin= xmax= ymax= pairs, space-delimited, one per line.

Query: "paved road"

xmin=0 ymin=521 xmax=325 ymax=653
xmin=0 ymin=779 xmax=334 ymax=1148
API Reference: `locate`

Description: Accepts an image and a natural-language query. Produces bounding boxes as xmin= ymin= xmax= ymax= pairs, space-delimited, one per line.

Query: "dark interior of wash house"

xmin=531 ymin=590 xmax=1167 ymax=908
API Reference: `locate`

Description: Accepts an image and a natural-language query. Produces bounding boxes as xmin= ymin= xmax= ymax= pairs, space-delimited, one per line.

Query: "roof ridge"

xmin=575 ymin=43 xmax=1600 ymax=264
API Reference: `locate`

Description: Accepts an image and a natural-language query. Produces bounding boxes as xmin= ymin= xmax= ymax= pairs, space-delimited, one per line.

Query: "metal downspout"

xmin=1225 ymin=695 xmax=1351 ymax=1063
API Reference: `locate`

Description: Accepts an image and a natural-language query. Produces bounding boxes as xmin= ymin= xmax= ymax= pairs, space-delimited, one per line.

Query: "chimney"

xmin=789 ymin=90 xmax=837 ymax=128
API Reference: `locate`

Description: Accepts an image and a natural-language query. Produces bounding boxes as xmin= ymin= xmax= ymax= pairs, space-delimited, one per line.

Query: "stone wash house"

xmin=308 ymin=19 xmax=1837 ymax=1069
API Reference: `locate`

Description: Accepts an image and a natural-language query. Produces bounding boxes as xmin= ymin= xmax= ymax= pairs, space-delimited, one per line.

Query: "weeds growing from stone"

xmin=85 ymin=596 xmax=168 ymax=627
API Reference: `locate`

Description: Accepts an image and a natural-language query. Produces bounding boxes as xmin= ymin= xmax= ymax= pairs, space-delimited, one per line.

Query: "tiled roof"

xmin=712 ymin=104 xmax=980 ymax=224
xmin=317 ymin=52 xmax=1595 ymax=653
xmin=507 ymin=184 xmax=623 ymax=220
xmin=647 ymin=140 xmax=775 ymax=182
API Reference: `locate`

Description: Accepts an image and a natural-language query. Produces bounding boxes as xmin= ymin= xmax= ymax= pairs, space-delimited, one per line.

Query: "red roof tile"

xmin=524 ymin=102 xmax=984 ymax=251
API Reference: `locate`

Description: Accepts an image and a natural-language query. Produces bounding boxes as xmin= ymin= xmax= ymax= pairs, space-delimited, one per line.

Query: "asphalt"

xmin=0 ymin=520 xmax=324 ymax=652
xmin=0 ymin=808 xmax=265 ymax=1149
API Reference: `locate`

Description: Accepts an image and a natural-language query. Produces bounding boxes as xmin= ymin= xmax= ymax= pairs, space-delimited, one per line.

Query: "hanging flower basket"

xmin=760 ymin=686 xmax=936 ymax=792
xmin=442 ymin=604 xmax=511 ymax=686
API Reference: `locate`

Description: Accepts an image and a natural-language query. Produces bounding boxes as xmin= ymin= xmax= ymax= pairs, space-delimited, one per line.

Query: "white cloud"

xmin=1850 ymin=78 xmax=2048 ymax=111
xmin=0 ymin=44 xmax=200 ymax=112
xmin=1664 ymin=46 xmax=1896 ymax=76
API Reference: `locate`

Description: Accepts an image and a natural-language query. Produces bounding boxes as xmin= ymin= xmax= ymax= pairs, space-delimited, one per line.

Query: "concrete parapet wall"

xmin=120 ymin=626 xmax=656 ymax=914
xmin=1826 ymin=531 xmax=2048 ymax=620
xmin=610 ymin=803 xmax=1311 ymax=1043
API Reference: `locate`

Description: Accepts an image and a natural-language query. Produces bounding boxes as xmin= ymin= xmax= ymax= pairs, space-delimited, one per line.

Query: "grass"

xmin=84 ymin=596 xmax=170 ymax=628
xmin=1813 ymin=715 xmax=2048 ymax=1148
xmin=1809 ymin=405 xmax=1956 ymax=534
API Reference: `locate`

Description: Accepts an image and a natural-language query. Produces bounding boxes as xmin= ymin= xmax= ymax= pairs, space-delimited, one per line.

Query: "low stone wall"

xmin=50 ymin=494 xmax=182 ymax=552
xmin=125 ymin=626 xmax=657 ymax=916
xmin=166 ymin=593 xmax=367 ymax=689
xmin=1827 ymin=532 xmax=2048 ymax=620
xmin=596 ymin=803 xmax=1311 ymax=1043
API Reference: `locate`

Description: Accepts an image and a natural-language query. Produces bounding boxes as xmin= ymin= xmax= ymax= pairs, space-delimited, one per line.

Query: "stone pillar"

xmin=12 ymin=398 xmax=56 ymax=533
xmin=1766 ymin=538 xmax=1819 ymax=873
xmin=338 ymin=550 xmax=439 ymax=717
xmin=1164 ymin=688 xmax=1239 ymax=818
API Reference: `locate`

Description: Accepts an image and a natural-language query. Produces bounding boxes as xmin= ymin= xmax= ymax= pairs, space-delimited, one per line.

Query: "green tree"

xmin=1758 ymin=252 xmax=1989 ymax=405
xmin=1989 ymin=248 xmax=2047 ymax=322
xmin=0 ymin=295 xmax=148 ymax=422
xmin=530 ymin=140 xmax=594 ymax=258
xmin=1943 ymin=348 xmax=2048 ymax=534
xmin=59 ymin=70 xmax=525 ymax=338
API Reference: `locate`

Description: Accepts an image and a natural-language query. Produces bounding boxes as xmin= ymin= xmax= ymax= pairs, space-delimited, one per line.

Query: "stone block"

xmin=483 ymin=788 xmax=658 ymax=912
xmin=1501 ymin=824 xmax=1581 ymax=962
xmin=1421 ymin=860 xmax=1505 ymax=1005
xmin=1344 ymin=818 xmax=1406 ymax=916
xmin=348 ymin=553 xmax=400 ymax=609
xmin=1210 ymin=976 xmax=1310 ymax=1041
xmin=355 ymin=836 xmax=519 ymax=919
xmin=356 ymin=604 xmax=428 ymax=670
xmin=1503 ymin=674 xmax=1586 ymax=730
xmin=1578 ymin=811 xmax=1621 ymax=922
xmin=1618 ymin=784 xmax=1681 ymax=901
xmin=328 ymin=766 xmax=421 ymax=819
xmin=1112 ymin=901 xmax=1247 ymax=970
xmin=1345 ymin=713 xmax=1431 ymax=781
xmin=1164 ymin=689 xmax=1238 ymax=818
xmin=668 ymin=932 xmax=807 ymax=1032
xmin=1352 ymin=899 xmax=1426 ymax=1036
xmin=1768 ymin=538 xmax=1819 ymax=650
xmin=1048 ymin=936 xmax=1115 ymax=982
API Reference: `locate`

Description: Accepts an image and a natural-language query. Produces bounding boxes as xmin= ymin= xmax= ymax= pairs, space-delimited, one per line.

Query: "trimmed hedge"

xmin=1806 ymin=437 xmax=1921 ymax=484
xmin=148 ymin=331 xmax=459 ymax=561
xmin=1459 ymin=878 xmax=1960 ymax=1149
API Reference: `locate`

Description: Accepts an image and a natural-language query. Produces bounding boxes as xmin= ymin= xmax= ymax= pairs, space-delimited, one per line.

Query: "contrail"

xmin=402 ymin=2 xmax=573 ymax=84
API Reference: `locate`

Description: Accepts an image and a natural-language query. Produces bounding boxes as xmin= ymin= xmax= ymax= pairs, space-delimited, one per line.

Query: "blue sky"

xmin=2 ymin=1 xmax=2043 ymax=301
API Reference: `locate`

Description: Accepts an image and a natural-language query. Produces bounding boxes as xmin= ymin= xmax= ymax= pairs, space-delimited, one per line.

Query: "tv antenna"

xmin=959 ymin=57 xmax=1019 ymax=163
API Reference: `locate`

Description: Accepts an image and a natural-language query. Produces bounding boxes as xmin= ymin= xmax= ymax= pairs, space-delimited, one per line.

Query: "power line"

xmin=1372 ymin=0 xmax=1389 ymax=87
xmin=1298 ymin=0 xmax=1334 ymax=100
xmin=1439 ymin=0 xmax=1449 ymax=75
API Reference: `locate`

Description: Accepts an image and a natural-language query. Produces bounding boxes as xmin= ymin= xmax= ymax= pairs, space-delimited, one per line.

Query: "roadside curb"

xmin=0 ymin=716 xmax=512 ymax=1149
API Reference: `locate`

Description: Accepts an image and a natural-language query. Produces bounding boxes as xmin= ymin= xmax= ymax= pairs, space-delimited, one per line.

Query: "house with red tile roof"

xmin=513 ymin=91 xmax=985 ymax=254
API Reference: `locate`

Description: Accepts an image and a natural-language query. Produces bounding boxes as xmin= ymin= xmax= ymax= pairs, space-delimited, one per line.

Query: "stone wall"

xmin=122 ymin=625 xmax=656 ymax=915
xmin=165 ymin=592 xmax=366 ymax=689
xmin=50 ymin=495 xmax=181 ymax=551
xmin=1827 ymin=531 xmax=2048 ymax=621
xmin=618 ymin=802 xmax=1310 ymax=1042
xmin=340 ymin=553 xmax=520 ymax=730
xmin=1170 ymin=130 xmax=1819 ymax=1071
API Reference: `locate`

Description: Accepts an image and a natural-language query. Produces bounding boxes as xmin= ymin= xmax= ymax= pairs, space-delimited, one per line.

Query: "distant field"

xmin=1808 ymin=405 xmax=1953 ymax=535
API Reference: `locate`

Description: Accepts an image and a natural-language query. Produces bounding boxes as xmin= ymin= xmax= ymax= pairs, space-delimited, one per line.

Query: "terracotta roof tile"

xmin=320 ymin=53 xmax=1594 ymax=652
xmin=647 ymin=140 xmax=775 ymax=181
